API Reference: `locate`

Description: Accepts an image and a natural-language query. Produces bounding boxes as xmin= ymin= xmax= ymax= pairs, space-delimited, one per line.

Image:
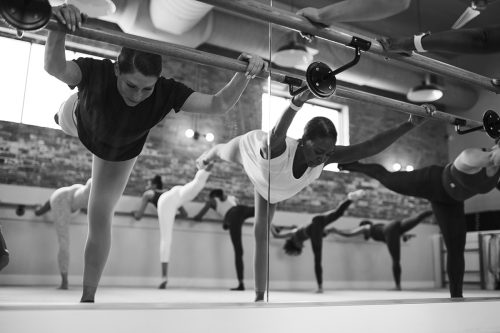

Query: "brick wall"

xmin=0 ymin=56 xmax=449 ymax=221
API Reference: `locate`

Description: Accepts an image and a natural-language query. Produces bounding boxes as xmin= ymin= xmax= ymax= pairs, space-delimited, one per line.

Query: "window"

xmin=0 ymin=37 xmax=102 ymax=129
xmin=262 ymin=92 xmax=349 ymax=172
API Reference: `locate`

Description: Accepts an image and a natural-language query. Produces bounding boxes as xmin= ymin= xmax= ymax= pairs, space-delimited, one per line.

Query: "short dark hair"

xmin=117 ymin=47 xmax=162 ymax=77
xmin=302 ymin=116 xmax=337 ymax=143
xmin=151 ymin=175 xmax=163 ymax=190
xmin=209 ymin=189 xmax=224 ymax=199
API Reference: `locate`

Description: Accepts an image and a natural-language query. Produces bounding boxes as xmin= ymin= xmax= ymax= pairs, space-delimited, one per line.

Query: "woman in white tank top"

xmin=196 ymin=90 xmax=425 ymax=301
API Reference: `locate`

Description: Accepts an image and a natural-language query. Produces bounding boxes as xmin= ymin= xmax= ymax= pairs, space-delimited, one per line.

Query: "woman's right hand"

xmin=196 ymin=153 xmax=210 ymax=170
xmin=52 ymin=4 xmax=87 ymax=32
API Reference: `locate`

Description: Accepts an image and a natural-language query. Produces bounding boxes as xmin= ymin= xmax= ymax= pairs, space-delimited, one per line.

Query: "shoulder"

xmin=73 ymin=57 xmax=111 ymax=70
xmin=157 ymin=77 xmax=194 ymax=93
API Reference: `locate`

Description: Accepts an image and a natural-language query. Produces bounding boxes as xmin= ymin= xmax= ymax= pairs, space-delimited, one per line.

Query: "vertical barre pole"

xmin=197 ymin=0 xmax=500 ymax=93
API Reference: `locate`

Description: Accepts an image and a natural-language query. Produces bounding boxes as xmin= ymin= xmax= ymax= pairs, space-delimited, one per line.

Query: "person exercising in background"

xmin=197 ymin=88 xmax=426 ymax=301
xmin=193 ymin=189 xmax=255 ymax=291
xmin=134 ymin=163 xmax=214 ymax=289
xmin=132 ymin=175 xmax=188 ymax=222
xmin=34 ymin=178 xmax=92 ymax=289
xmin=326 ymin=210 xmax=433 ymax=290
xmin=338 ymin=138 xmax=500 ymax=298
xmin=379 ymin=25 xmax=500 ymax=55
xmin=270 ymin=190 xmax=365 ymax=293
xmin=297 ymin=0 xmax=411 ymax=24
xmin=0 ymin=225 xmax=9 ymax=272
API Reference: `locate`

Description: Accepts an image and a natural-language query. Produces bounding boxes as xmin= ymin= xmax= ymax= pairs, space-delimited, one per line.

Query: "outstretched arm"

xmin=327 ymin=115 xmax=425 ymax=165
xmin=325 ymin=225 xmax=369 ymax=237
xmin=192 ymin=200 xmax=215 ymax=221
xmin=381 ymin=25 xmax=500 ymax=55
xmin=270 ymin=225 xmax=298 ymax=239
xmin=181 ymin=54 xmax=267 ymax=115
xmin=196 ymin=135 xmax=243 ymax=169
xmin=297 ymin=0 xmax=410 ymax=24
xmin=321 ymin=199 xmax=353 ymax=225
xmin=400 ymin=210 xmax=433 ymax=233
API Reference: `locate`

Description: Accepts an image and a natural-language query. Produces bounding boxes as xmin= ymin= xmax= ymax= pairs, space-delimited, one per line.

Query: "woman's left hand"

xmin=238 ymin=53 xmax=268 ymax=79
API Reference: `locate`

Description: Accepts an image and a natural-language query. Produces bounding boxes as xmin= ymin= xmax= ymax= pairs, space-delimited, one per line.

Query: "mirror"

xmin=0 ymin=0 xmax=273 ymax=303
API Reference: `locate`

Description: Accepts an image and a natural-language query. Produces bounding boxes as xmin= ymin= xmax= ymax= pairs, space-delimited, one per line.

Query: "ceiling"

xmin=59 ymin=0 xmax=500 ymax=111
xmin=289 ymin=0 xmax=500 ymax=36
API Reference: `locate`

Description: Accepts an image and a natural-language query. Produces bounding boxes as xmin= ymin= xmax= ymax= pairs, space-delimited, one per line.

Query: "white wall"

xmin=0 ymin=184 xmax=439 ymax=290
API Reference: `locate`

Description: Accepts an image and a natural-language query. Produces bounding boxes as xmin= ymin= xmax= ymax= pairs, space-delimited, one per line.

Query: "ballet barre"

xmin=196 ymin=0 xmax=500 ymax=94
xmin=0 ymin=18 xmax=490 ymax=132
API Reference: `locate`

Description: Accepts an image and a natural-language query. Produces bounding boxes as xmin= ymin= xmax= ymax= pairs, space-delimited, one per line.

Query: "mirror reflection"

xmin=1 ymin=0 xmax=500 ymax=320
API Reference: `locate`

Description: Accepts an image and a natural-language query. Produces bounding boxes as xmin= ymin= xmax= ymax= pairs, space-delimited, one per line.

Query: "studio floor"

xmin=1 ymin=286 xmax=500 ymax=333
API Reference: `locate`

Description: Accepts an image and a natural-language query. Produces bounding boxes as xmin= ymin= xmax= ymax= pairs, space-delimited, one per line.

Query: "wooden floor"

xmin=2 ymin=286 xmax=500 ymax=333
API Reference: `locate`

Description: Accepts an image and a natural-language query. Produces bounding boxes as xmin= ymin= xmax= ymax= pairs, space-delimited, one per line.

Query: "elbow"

xmin=211 ymin=96 xmax=235 ymax=115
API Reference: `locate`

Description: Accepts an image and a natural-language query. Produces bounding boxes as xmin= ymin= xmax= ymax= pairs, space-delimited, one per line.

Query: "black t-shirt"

xmin=148 ymin=189 xmax=164 ymax=208
xmin=369 ymin=224 xmax=386 ymax=242
xmin=72 ymin=58 xmax=194 ymax=161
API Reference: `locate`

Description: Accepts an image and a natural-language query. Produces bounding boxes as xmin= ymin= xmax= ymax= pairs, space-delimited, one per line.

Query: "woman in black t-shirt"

xmin=45 ymin=4 xmax=266 ymax=303
xmin=326 ymin=210 xmax=433 ymax=291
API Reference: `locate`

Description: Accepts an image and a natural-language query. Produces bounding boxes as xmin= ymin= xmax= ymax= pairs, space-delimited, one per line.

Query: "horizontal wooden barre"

xmin=0 ymin=19 xmax=484 ymax=129
xmin=197 ymin=0 xmax=500 ymax=94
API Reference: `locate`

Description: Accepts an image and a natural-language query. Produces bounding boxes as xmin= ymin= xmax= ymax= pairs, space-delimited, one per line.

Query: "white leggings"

xmin=49 ymin=187 xmax=80 ymax=274
xmin=157 ymin=169 xmax=211 ymax=262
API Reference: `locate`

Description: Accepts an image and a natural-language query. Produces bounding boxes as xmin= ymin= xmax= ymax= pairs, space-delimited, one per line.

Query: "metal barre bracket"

xmin=348 ymin=36 xmax=371 ymax=52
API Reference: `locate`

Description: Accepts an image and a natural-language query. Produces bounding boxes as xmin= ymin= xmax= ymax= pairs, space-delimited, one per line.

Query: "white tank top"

xmin=239 ymin=130 xmax=323 ymax=204
xmin=214 ymin=195 xmax=237 ymax=217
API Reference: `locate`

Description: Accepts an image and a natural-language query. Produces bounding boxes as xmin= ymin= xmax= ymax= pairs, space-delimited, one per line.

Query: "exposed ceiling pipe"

xmin=103 ymin=0 xmax=214 ymax=48
xmin=102 ymin=0 xmax=478 ymax=111
xmin=149 ymin=0 xmax=213 ymax=35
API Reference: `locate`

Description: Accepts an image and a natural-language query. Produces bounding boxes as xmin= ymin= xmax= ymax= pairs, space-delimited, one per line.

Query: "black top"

xmin=148 ymin=190 xmax=164 ymax=208
xmin=442 ymin=163 xmax=500 ymax=201
xmin=72 ymin=58 xmax=194 ymax=161
xmin=369 ymin=224 xmax=386 ymax=242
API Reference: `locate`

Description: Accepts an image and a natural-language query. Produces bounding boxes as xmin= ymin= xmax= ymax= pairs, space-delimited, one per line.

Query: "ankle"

xmin=81 ymin=285 xmax=97 ymax=302
xmin=255 ymin=291 xmax=265 ymax=302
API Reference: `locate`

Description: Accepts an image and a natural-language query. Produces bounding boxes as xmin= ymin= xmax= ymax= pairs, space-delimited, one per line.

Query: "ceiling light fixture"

xmin=271 ymin=32 xmax=313 ymax=71
xmin=185 ymin=129 xmax=214 ymax=142
xmin=407 ymin=74 xmax=443 ymax=103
